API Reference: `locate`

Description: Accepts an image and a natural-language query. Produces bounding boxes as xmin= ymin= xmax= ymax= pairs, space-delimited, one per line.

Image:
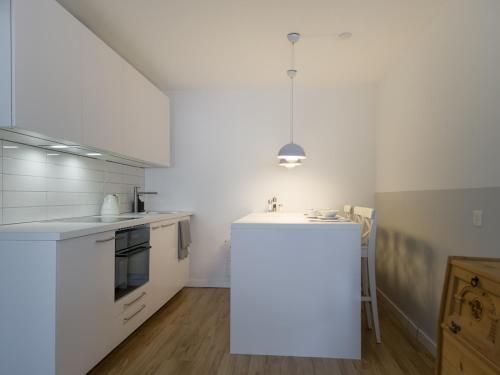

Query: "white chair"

xmin=343 ymin=205 xmax=353 ymax=220
xmin=353 ymin=206 xmax=381 ymax=343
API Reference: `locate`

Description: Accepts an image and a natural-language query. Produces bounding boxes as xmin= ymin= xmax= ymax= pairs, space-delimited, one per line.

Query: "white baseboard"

xmin=187 ymin=278 xmax=230 ymax=288
xmin=377 ymin=288 xmax=437 ymax=357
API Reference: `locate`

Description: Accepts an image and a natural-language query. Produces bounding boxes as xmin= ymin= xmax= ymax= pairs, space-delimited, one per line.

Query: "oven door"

xmin=115 ymin=243 xmax=151 ymax=301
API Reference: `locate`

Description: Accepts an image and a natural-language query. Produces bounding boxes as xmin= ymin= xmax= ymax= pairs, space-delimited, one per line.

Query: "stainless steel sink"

xmin=49 ymin=216 xmax=142 ymax=223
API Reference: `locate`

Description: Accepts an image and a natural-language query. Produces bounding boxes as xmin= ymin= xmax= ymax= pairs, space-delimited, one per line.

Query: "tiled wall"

xmin=0 ymin=140 xmax=145 ymax=224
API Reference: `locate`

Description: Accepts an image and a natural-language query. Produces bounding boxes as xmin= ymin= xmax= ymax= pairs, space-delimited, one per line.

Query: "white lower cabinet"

xmin=56 ymin=231 xmax=116 ymax=375
xmin=149 ymin=220 xmax=182 ymax=313
xmin=0 ymin=217 xmax=190 ymax=375
xmin=112 ymin=284 xmax=151 ymax=346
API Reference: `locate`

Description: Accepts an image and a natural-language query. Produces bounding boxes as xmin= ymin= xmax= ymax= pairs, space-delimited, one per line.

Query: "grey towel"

xmin=178 ymin=219 xmax=191 ymax=260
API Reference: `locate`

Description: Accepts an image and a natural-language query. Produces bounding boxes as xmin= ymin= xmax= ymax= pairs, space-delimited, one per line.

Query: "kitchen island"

xmin=230 ymin=212 xmax=361 ymax=359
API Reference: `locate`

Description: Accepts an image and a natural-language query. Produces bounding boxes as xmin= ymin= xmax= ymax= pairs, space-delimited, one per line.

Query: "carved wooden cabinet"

xmin=438 ymin=257 xmax=500 ymax=374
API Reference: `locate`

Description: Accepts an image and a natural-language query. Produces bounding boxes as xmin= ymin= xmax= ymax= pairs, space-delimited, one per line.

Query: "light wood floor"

xmin=89 ymin=288 xmax=435 ymax=375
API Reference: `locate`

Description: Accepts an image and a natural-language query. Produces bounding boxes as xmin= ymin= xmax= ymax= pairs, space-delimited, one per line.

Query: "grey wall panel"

xmin=375 ymin=187 xmax=500 ymax=342
xmin=0 ymin=0 xmax=11 ymax=126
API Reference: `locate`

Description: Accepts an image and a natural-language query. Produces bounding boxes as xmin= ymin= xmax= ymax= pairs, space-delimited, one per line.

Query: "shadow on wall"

xmin=376 ymin=226 xmax=438 ymax=338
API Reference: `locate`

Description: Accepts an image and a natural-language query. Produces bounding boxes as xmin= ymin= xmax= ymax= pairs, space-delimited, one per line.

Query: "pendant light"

xmin=278 ymin=32 xmax=306 ymax=168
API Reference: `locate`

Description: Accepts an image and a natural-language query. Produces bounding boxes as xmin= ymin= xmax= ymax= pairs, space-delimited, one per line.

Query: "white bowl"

xmin=321 ymin=209 xmax=339 ymax=219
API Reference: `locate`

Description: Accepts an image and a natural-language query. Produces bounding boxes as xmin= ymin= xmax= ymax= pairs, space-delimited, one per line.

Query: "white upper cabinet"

xmin=122 ymin=61 xmax=170 ymax=166
xmin=0 ymin=0 xmax=170 ymax=166
xmin=82 ymin=31 xmax=125 ymax=156
xmin=13 ymin=0 xmax=84 ymax=143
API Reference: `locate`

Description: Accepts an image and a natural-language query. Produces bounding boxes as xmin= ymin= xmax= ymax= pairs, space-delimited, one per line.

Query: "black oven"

xmin=115 ymin=224 xmax=150 ymax=301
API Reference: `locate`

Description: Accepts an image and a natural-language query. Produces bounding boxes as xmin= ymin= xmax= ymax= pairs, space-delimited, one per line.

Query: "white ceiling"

xmin=57 ymin=0 xmax=445 ymax=91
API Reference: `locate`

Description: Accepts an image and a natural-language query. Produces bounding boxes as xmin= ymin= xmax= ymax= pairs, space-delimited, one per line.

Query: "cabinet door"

xmin=149 ymin=90 xmax=170 ymax=166
xmin=121 ymin=61 xmax=170 ymax=166
xmin=150 ymin=221 xmax=178 ymax=313
xmin=82 ymin=30 xmax=124 ymax=155
xmin=13 ymin=0 xmax=84 ymax=142
xmin=56 ymin=231 xmax=115 ymax=375
xmin=122 ymin=61 xmax=150 ymax=161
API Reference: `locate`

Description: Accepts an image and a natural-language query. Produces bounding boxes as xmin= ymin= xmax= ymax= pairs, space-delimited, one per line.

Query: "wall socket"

xmin=472 ymin=210 xmax=483 ymax=227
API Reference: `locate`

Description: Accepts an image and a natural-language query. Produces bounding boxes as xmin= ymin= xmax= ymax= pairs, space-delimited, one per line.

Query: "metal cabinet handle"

xmin=123 ymin=304 xmax=146 ymax=323
xmin=95 ymin=236 xmax=116 ymax=243
xmin=449 ymin=320 xmax=461 ymax=334
xmin=123 ymin=292 xmax=147 ymax=307
xmin=161 ymin=223 xmax=175 ymax=228
xmin=471 ymin=276 xmax=480 ymax=287
xmin=151 ymin=225 xmax=161 ymax=230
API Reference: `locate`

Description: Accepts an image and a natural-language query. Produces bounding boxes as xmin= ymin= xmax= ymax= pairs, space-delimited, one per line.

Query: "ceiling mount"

xmin=287 ymin=32 xmax=300 ymax=44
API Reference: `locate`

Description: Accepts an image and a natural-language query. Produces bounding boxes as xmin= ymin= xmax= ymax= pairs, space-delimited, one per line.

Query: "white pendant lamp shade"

xmin=279 ymin=159 xmax=302 ymax=168
xmin=278 ymin=32 xmax=306 ymax=169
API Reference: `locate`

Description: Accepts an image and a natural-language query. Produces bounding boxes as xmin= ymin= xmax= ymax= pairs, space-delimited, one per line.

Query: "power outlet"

xmin=472 ymin=210 xmax=483 ymax=227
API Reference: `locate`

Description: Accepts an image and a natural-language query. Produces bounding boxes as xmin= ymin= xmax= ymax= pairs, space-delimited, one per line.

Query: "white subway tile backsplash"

xmin=3 ymin=207 xmax=47 ymax=224
xmin=45 ymin=178 xmax=104 ymax=193
xmin=3 ymin=192 xmax=46 ymax=208
xmin=79 ymin=192 xmax=104 ymax=205
xmin=79 ymin=205 xmax=101 ymax=216
xmin=46 ymin=153 xmax=102 ymax=171
xmin=45 ymin=164 xmax=104 ymax=182
xmin=104 ymin=172 xmax=124 ymax=184
xmin=1 ymin=140 xmax=146 ymax=224
xmin=46 ymin=192 xmax=81 ymax=206
xmin=47 ymin=205 xmax=80 ymax=220
xmin=3 ymin=158 xmax=47 ymax=177
xmin=3 ymin=142 xmax=47 ymax=163
xmin=4 ymin=174 xmax=47 ymax=192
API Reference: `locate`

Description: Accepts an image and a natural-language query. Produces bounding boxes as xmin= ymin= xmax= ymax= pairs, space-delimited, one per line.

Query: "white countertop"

xmin=232 ymin=212 xmax=360 ymax=230
xmin=0 ymin=212 xmax=193 ymax=241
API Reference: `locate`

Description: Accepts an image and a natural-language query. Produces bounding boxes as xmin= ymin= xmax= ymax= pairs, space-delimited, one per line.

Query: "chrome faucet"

xmin=267 ymin=196 xmax=282 ymax=213
xmin=133 ymin=186 xmax=158 ymax=213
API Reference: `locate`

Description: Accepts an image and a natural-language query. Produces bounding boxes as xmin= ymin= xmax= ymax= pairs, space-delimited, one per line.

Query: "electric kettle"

xmin=101 ymin=194 xmax=120 ymax=216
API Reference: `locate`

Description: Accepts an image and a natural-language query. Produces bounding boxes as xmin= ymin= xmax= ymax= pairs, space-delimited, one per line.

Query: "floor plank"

xmin=89 ymin=288 xmax=435 ymax=375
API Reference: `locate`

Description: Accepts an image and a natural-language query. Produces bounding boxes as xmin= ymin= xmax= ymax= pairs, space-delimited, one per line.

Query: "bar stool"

xmin=353 ymin=206 xmax=381 ymax=343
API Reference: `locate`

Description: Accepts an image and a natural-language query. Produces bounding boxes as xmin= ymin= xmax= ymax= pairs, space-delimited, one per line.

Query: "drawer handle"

xmin=151 ymin=225 xmax=161 ymax=230
xmin=471 ymin=276 xmax=480 ymax=287
xmin=449 ymin=320 xmax=461 ymax=334
xmin=161 ymin=223 xmax=175 ymax=228
xmin=123 ymin=292 xmax=147 ymax=307
xmin=96 ymin=236 xmax=116 ymax=243
xmin=123 ymin=304 xmax=146 ymax=323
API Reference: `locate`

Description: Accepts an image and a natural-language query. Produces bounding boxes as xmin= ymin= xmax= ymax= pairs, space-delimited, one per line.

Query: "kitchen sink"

xmin=49 ymin=216 xmax=142 ymax=223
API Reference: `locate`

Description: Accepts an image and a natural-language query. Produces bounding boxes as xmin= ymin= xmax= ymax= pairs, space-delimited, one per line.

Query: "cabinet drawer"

xmin=441 ymin=330 xmax=499 ymax=375
xmin=114 ymin=284 xmax=149 ymax=317
xmin=442 ymin=265 xmax=500 ymax=365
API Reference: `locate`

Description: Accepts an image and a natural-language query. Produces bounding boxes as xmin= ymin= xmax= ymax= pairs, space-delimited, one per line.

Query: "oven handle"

xmin=116 ymin=245 xmax=152 ymax=257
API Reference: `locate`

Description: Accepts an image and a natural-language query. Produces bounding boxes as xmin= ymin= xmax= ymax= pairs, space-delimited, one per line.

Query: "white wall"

xmin=147 ymin=88 xmax=376 ymax=287
xmin=0 ymin=140 xmax=145 ymax=224
xmin=377 ymin=0 xmax=500 ymax=193
xmin=375 ymin=0 xmax=500 ymax=351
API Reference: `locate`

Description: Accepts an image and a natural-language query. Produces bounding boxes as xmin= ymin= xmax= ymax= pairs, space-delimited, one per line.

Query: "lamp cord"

xmin=290 ymin=42 xmax=295 ymax=144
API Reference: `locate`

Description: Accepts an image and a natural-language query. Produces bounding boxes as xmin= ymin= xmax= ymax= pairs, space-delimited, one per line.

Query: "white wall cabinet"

xmin=82 ymin=31 xmax=124 ymax=156
xmin=0 ymin=0 xmax=170 ymax=166
xmin=12 ymin=0 xmax=85 ymax=143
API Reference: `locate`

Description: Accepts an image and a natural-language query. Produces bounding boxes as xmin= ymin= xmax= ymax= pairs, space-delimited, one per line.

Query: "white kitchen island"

xmin=230 ymin=212 xmax=361 ymax=359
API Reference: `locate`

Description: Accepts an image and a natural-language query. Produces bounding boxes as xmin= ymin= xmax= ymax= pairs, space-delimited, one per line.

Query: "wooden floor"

xmin=89 ymin=288 xmax=435 ymax=375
